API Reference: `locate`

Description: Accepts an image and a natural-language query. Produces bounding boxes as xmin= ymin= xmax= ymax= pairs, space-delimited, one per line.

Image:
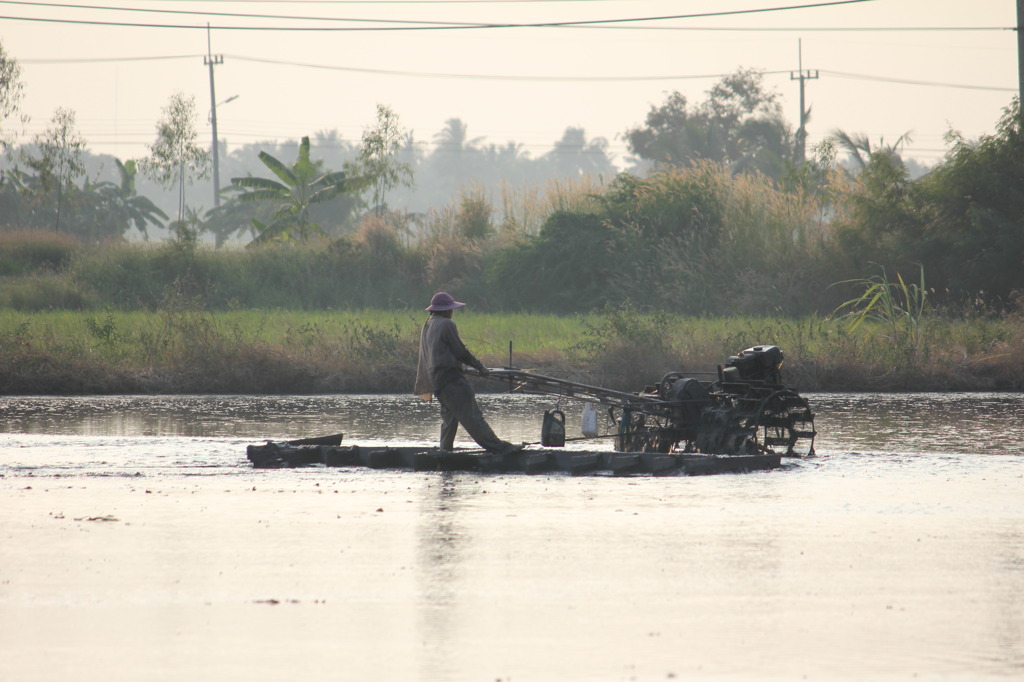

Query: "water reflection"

xmin=416 ymin=473 xmax=466 ymax=681
xmin=2 ymin=392 xmax=1023 ymax=456
xmin=994 ymin=528 xmax=1024 ymax=667
xmin=2 ymin=392 xmax=1023 ymax=679
xmin=812 ymin=392 xmax=1024 ymax=456
xmin=0 ymin=394 xmax=543 ymax=445
xmin=1 ymin=393 xmax=1023 ymax=481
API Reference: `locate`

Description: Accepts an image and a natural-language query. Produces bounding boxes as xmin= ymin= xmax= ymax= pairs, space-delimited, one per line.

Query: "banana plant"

xmin=89 ymin=159 xmax=168 ymax=238
xmin=232 ymin=136 xmax=347 ymax=244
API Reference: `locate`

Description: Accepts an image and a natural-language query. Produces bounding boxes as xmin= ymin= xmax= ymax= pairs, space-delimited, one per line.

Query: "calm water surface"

xmin=0 ymin=392 xmax=1021 ymax=681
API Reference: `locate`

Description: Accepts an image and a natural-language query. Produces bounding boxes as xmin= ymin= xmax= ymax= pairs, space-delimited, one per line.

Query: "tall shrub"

xmin=915 ymin=99 xmax=1024 ymax=301
xmin=486 ymin=211 xmax=618 ymax=313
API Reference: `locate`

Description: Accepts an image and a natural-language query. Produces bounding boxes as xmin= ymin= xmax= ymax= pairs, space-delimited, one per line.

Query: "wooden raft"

xmin=246 ymin=441 xmax=781 ymax=476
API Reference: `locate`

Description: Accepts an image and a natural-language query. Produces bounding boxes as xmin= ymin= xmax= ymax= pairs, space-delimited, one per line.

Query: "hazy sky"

xmin=1 ymin=0 xmax=1018 ymax=167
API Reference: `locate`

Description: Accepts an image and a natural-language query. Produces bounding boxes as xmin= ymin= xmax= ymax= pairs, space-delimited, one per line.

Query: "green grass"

xmin=2 ymin=307 xmax=1022 ymax=394
xmin=0 ymin=308 xmax=584 ymax=357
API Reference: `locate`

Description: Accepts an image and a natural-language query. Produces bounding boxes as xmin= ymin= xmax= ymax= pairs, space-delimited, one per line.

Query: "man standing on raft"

xmin=414 ymin=292 xmax=525 ymax=455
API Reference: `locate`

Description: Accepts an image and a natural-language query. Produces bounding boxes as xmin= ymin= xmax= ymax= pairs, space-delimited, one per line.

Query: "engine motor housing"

xmin=722 ymin=345 xmax=784 ymax=384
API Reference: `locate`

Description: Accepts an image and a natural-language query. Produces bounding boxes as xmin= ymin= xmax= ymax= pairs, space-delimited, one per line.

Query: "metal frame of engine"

xmin=472 ymin=364 xmax=815 ymax=457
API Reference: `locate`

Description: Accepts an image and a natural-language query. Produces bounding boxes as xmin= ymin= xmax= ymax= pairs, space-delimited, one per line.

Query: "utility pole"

xmin=790 ymin=39 xmax=819 ymax=163
xmin=205 ymin=24 xmax=224 ymax=207
xmin=1018 ymin=0 xmax=1023 ymax=115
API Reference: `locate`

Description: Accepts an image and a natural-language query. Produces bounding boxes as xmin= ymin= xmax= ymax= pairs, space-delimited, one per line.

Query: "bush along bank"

xmin=1 ymin=306 xmax=1022 ymax=395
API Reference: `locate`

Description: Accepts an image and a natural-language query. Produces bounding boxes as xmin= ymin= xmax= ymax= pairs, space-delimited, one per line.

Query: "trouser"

xmin=435 ymin=374 xmax=508 ymax=452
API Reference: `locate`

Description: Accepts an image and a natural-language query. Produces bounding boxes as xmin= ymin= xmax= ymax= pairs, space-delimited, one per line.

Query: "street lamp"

xmin=209 ymin=95 xmax=239 ymax=123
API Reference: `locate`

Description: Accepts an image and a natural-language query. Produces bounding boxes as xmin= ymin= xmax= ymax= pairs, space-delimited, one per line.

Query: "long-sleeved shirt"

xmin=413 ymin=314 xmax=484 ymax=400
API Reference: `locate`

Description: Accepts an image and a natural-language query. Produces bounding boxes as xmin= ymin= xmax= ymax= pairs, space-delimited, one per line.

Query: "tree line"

xmin=1 ymin=39 xmax=1022 ymax=317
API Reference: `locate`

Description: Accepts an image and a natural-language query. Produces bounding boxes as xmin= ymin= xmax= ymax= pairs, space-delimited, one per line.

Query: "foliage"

xmin=115 ymin=115 xmax=620 ymax=222
xmin=569 ymin=304 xmax=674 ymax=360
xmin=543 ymin=127 xmax=616 ymax=180
xmin=829 ymin=129 xmax=912 ymax=171
xmin=486 ymin=210 xmax=618 ymax=313
xmin=415 ymin=210 xmax=485 ymax=295
xmin=358 ymin=104 xmax=414 ymax=217
xmin=624 ymin=68 xmax=794 ymax=179
xmin=779 ymin=138 xmax=843 ymax=212
xmin=823 ymin=99 xmax=1024 ymax=306
xmin=0 ymin=229 xmax=77 ymax=274
xmin=139 ymin=92 xmax=210 ymax=225
xmin=452 ymin=184 xmax=493 ymax=240
xmin=833 ymin=147 xmax=920 ymax=274
xmin=914 ymin=98 xmax=1024 ymax=301
xmin=0 ymin=272 xmax=95 ymax=310
xmin=497 ymin=175 xmax=606 ymax=235
xmin=417 ymin=117 xmax=486 ymax=204
xmin=4 ymin=303 xmax=1024 ymax=394
xmin=2 ymin=162 xmax=840 ymax=317
xmin=599 ymin=161 xmax=728 ymax=240
xmin=232 ymin=135 xmax=351 ymax=244
xmin=85 ymin=159 xmax=167 ymax=239
xmin=167 ymin=205 xmax=203 ymax=254
xmin=200 ymin=192 xmax=263 ymax=248
xmin=0 ymin=158 xmax=165 ymax=242
xmin=0 ymin=39 xmax=24 ymax=153
xmin=3 ymin=116 xmax=620 ymax=238
xmin=21 ymin=107 xmax=86 ymax=232
xmin=342 ymin=319 xmax=407 ymax=365
xmin=833 ymin=264 xmax=928 ymax=354
xmin=0 ymin=91 xmax=1022 ymax=327
xmin=592 ymin=162 xmax=841 ymax=316
xmin=0 ymin=169 xmax=42 ymax=229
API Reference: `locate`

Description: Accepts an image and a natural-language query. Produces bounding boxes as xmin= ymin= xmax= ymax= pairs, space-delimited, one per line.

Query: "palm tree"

xmin=432 ymin=118 xmax=483 ymax=154
xmin=546 ymin=127 xmax=615 ymax=180
xmin=429 ymin=118 xmax=485 ymax=201
xmin=232 ymin=136 xmax=349 ymax=244
xmin=481 ymin=140 xmax=529 ymax=185
xmin=831 ymin=129 xmax=913 ymax=170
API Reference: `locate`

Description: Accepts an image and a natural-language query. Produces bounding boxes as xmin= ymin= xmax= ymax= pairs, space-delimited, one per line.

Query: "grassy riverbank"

xmin=2 ymin=306 xmax=1021 ymax=395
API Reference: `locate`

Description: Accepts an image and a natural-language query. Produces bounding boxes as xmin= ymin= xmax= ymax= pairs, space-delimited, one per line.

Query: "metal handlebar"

xmin=467 ymin=367 xmax=681 ymax=418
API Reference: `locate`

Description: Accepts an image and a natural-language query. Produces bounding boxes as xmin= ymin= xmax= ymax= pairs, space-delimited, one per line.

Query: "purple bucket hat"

xmin=426 ymin=292 xmax=466 ymax=311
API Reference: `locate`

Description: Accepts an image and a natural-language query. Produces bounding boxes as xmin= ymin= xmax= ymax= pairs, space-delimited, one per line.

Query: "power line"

xmin=21 ymin=54 xmax=202 ymax=63
xmin=132 ymin=1 xmax=759 ymax=4
xmin=1 ymin=12 xmax=1007 ymax=33
xmin=0 ymin=0 xmax=882 ymax=31
xmin=216 ymin=55 xmax=1021 ymax=92
xmin=14 ymin=51 xmax=783 ymax=82
xmin=228 ymin=54 xmax=790 ymax=81
xmin=821 ymin=69 xmax=1016 ymax=92
xmin=18 ymin=51 xmax=1014 ymax=93
xmin=615 ymin=25 xmax=1011 ymax=32
xmin=0 ymin=0 xmax=498 ymax=27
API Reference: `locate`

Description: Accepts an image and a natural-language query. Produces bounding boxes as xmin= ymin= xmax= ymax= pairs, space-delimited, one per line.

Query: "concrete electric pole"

xmin=790 ymin=39 xmax=819 ymax=163
xmin=1018 ymin=0 xmax=1024 ymax=113
xmin=205 ymin=25 xmax=224 ymax=207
